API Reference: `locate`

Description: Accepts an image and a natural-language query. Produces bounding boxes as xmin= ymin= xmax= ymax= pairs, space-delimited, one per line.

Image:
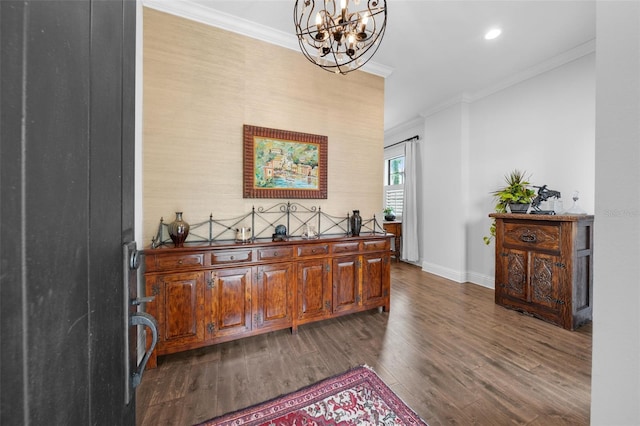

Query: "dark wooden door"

xmin=495 ymin=249 xmax=528 ymax=303
xmin=0 ymin=0 xmax=137 ymax=424
xmin=529 ymin=252 xmax=565 ymax=319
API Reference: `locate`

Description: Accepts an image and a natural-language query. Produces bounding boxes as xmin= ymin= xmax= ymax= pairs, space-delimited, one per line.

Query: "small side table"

xmin=382 ymin=221 xmax=402 ymax=262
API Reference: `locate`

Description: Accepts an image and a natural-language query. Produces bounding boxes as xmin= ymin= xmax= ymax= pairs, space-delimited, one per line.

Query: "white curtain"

xmin=402 ymin=141 xmax=419 ymax=262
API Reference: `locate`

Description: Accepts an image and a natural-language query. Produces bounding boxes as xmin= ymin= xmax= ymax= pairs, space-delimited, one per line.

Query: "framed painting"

xmin=243 ymin=125 xmax=328 ymax=199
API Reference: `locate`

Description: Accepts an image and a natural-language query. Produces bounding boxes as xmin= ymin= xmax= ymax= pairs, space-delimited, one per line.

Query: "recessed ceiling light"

xmin=484 ymin=28 xmax=502 ymax=40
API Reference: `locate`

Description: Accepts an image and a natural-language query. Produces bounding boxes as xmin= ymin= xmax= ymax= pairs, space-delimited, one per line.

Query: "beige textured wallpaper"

xmin=143 ymin=8 xmax=385 ymax=245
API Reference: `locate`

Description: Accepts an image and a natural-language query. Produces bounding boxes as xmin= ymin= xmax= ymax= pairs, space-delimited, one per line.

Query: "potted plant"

xmin=383 ymin=207 xmax=396 ymax=221
xmin=483 ymin=169 xmax=536 ymax=244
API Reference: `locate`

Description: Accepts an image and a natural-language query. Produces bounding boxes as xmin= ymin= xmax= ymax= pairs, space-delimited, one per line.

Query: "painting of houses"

xmin=253 ymin=137 xmax=319 ymax=190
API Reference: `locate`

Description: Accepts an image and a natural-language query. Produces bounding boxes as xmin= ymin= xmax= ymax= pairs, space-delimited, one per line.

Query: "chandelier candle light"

xmin=294 ymin=0 xmax=387 ymax=75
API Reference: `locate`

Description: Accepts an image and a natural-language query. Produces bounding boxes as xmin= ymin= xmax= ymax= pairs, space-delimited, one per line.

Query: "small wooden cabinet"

xmin=490 ymin=213 xmax=594 ymax=330
xmin=383 ymin=221 xmax=402 ymax=262
xmin=144 ymin=234 xmax=392 ymax=367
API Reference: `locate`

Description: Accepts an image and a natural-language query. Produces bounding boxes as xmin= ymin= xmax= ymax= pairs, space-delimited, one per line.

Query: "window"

xmin=383 ymin=155 xmax=405 ymax=217
xmin=386 ymin=156 xmax=405 ymax=185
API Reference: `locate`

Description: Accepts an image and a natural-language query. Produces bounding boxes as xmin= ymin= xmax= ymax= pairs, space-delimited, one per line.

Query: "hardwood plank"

xmin=136 ymin=263 xmax=591 ymax=425
xmin=182 ymin=361 xmax=219 ymax=425
xmin=212 ymin=340 xmax=253 ymax=416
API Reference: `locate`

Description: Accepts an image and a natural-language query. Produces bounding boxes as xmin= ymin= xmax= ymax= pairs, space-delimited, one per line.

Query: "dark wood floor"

xmin=136 ymin=262 xmax=592 ymax=425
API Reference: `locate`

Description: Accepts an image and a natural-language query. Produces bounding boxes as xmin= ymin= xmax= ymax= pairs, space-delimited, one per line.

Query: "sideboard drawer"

xmin=332 ymin=242 xmax=360 ymax=254
xmin=211 ymin=249 xmax=253 ymax=265
xmin=155 ymin=253 xmax=205 ymax=271
xmin=257 ymin=247 xmax=294 ymax=261
xmin=363 ymin=240 xmax=389 ymax=251
xmin=297 ymin=244 xmax=330 ymax=257
xmin=503 ymin=222 xmax=560 ymax=252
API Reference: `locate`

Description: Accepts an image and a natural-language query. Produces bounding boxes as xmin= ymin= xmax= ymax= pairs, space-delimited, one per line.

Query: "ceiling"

xmin=143 ymin=0 xmax=596 ymax=132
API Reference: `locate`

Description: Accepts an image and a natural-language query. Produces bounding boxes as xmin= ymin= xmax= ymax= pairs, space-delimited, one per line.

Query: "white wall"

xmin=468 ymin=53 xmax=596 ymax=287
xmin=591 ymin=2 xmax=640 ymax=424
xmin=421 ymin=103 xmax=470 ymax=281
xmin=394 ymin=52 xmax=596 ymax=286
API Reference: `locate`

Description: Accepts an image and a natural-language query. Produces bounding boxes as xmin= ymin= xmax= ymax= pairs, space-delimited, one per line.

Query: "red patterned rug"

xmin=196 ymin=365 xmax=428 ymax=425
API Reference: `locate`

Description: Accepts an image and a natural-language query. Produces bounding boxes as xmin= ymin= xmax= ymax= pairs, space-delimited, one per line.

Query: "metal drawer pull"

xmin=520 ymin=233 xmax=537 ymax=242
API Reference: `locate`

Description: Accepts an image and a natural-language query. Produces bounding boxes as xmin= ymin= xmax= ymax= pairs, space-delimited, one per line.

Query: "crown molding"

xmin=360 ymin=62 xmax=395 ymax=78
xmin=468 ymin=39 xmax=596 ymax=103
xmin=141 ymin=0 xmax=394 ymax=78
xmin=418 ymin=39 xmax=596 ymax=119
xmin=418 ymin=94 xmax=472 ymax=119
xmin=384 ymin=116 xmax=425 ymax=142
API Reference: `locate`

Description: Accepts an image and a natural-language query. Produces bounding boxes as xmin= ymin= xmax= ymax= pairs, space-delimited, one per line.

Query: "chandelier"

xmin=294 ymin=0 xmax=387 ymax=75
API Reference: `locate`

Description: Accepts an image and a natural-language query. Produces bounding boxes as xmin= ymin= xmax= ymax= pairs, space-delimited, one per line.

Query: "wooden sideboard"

xmin=490 ymin=213 xmax=594 ymax=330
xmin=382 ymin=221 xmax=402 ymax=262
xmin=143 ymin=234 xmax=392 ymax=368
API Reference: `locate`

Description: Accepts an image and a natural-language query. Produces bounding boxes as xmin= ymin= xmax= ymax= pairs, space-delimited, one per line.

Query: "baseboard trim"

xmin=420 ymin=262 xmax=495 ymax=289
xmin=466 ymin=271 xmax=495 ymax=289
xmin=421 ymin=261 xmax=466 ymax=283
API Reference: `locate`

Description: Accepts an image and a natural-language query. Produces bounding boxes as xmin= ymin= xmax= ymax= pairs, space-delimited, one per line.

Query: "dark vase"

xmin=384 ymin=213 xmax=396 ymax=221
xmin=168 ymin=212 xmax=190 ymax=247
xmin=350 ymin=210 xmax=362 ymax=237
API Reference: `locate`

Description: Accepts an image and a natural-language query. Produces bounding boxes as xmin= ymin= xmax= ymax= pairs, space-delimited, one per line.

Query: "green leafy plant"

xmin=484 ymin=170 xmax=536 ymax=245
xmin=491 ymin=169 xmax=535 ymax=211
xmin=383 ymin=206 xmax=394 ymax=215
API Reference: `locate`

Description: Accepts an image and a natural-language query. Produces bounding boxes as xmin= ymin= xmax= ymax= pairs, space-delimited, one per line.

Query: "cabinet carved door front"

xmin=497 ymin=249 xmax=528 ymax=302
xmin=155 ymin=271 xmax=205 ymax=350
xmin=209 ymin=267 xmax=252 ymax=338
xmin=530 ymin=252 xmax=564 ymax=312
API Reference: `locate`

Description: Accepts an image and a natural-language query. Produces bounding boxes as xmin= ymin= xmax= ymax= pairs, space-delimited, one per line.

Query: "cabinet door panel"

xmin=212 ymin=267 xmax=252 ymax=337
xmin=530 ymin=252 xmax=564 ymax=311
xmin=298 ymin=259 xmax=331 ymax=320
xmin=496 ymin=249 xmax=528 ymax=301
xmin=255 ymin=263 xmax=293 ymax=329
xmin=332 ymin=256 xmax=359 ymax=313
xmin=362 ymin=254 xmax=389 ymax=307
xmin=158 ymin=271 xmax=205 ymax=349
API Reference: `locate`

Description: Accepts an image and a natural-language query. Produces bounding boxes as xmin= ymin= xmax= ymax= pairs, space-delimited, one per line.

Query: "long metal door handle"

xmin=130 ymin=312 xmax=158 ymax=388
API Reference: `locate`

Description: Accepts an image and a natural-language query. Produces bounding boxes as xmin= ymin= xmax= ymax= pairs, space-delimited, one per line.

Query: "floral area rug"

xmin=195 ymin=365 xmax=428 ymax=425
